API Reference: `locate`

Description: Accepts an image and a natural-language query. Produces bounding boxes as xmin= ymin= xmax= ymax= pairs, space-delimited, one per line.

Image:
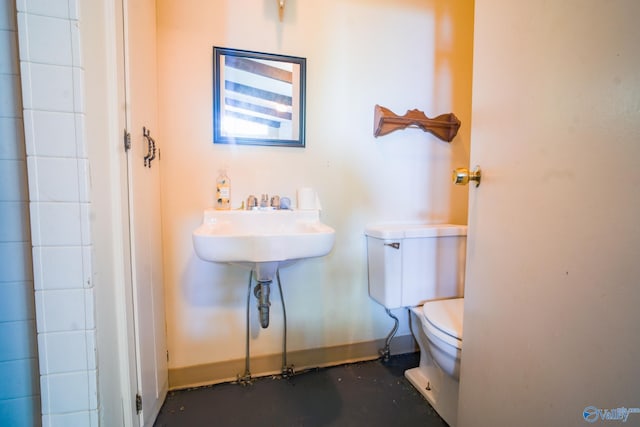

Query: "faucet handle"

xmin=246 ymin=195 xmax=257 ymax=209
xmin=279 ymin=197 xmax=291 ymax=210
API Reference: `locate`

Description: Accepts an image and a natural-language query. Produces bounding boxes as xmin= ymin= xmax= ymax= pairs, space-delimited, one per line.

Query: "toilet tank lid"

xmin=365 ymin=223 xmax=467 ymax=239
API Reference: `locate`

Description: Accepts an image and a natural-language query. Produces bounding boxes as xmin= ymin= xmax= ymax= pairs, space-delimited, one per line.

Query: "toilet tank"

xmin=365 ymin=223 xmax=467 ymax=309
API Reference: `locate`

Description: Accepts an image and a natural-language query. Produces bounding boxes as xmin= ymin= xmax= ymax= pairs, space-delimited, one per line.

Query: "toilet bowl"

xmin=420 ymin=297 xmax=463 ymax=379
xmin=405 ymin=297 xmax=463 ymax=426
xmin=404 ymin=298 xmax=463 ymax=427
xmin=365 ymin=223 xmax=466 ymax=427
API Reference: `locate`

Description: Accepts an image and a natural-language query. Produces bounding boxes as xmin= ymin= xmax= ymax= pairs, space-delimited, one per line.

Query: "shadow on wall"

xmin=431 ymin=0 xmax=473 ymax=225
xmin=182 ymin=257 xmax=250 ymax=307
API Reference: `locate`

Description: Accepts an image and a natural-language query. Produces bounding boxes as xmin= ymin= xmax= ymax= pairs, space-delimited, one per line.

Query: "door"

xmin=122 ymin=0 xmax=168 ymax=425
xmin=458 ymin=1 xmax=640 ymax=426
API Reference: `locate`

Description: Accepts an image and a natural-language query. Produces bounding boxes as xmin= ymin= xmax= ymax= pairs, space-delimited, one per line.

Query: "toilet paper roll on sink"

xmin=297 ymin=187 xmax=321 ymax=210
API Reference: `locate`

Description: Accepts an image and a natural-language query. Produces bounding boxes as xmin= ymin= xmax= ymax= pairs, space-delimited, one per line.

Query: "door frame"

xmin=84 ymin=0 xmax=143 ymax=425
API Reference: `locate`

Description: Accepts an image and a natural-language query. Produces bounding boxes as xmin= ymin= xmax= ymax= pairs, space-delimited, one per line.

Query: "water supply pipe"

xmin=380 ymin=308 xmax=399 ymax=362
xmin=276 ymin=269 xmax=294 ymax=377
xmin=238 ymin=271 xmax=253 ymax=385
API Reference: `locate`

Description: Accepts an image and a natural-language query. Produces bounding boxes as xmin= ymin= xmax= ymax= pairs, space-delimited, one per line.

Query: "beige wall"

xmin=157 ymin=0 xmax=474 ymax=370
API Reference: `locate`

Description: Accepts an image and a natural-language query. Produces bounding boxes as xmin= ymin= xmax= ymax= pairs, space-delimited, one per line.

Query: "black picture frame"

xmin=213 ymin=47 xmax=306 ymax=147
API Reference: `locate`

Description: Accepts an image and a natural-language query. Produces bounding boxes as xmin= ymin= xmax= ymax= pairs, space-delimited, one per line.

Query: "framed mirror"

xmin=213 ymin=47 xmax=306 ymax=147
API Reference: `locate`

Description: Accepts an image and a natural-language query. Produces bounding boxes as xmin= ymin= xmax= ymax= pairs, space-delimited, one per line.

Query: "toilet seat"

xmin=421 ymin=298 xmax=464 ymax=350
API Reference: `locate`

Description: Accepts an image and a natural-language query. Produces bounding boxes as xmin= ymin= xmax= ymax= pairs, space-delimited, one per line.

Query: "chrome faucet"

xmin=246 ymin=194 xmax=282 ymax=209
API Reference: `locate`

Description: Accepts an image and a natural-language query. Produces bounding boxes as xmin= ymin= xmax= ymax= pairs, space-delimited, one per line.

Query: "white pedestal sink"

xmin=192 ymin=208 xmax=335 ymax=281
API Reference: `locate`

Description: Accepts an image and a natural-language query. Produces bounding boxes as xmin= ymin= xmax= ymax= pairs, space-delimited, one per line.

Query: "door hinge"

xmin=124 ymin=129 xmax=131 ymax=152
xmin=167 ymin=350 xmax=170 ymax=362
xmin=136 ymin=393 xmax=142 ymax=414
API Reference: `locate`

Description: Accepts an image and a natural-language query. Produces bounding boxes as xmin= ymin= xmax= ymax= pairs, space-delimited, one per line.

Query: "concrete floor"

xmin=154 ymin=353 xmax=448 ymax=427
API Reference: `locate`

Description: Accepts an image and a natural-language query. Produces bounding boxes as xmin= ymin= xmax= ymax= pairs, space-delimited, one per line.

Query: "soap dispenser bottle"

xmin=215 ymin=170 xmax=231 ymax=210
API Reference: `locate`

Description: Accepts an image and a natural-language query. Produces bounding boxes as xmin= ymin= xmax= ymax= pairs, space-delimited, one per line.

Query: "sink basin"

xmin=193 ymin=209 xmax=335 ymax=280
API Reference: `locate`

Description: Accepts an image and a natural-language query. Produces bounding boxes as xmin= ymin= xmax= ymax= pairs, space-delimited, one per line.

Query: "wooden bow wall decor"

xmin=373 ymin=104 xmax=461 ymax=142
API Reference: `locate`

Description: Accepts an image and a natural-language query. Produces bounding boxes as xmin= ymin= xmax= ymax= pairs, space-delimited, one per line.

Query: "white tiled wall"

xmin=0 ymin=1 xmax=40 ymax=425
xmin=14 ymin=0 xmax=98 ymax=425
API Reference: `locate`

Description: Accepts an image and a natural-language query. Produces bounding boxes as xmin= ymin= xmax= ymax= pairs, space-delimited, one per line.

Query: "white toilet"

xmin=365 ymin=223 xmax=466 ymax=427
